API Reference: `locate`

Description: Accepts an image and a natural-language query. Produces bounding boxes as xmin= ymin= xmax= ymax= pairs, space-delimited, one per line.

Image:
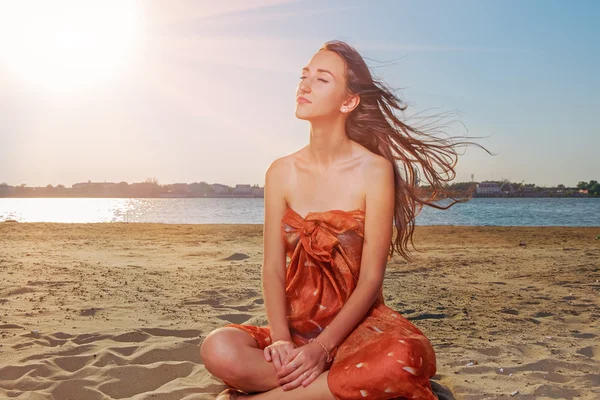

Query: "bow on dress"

xmin=282 ymin=208 xmax=366 ymax=326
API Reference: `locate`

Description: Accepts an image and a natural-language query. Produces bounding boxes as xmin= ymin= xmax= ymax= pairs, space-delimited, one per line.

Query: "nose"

xmin=298 ymin=77 xmax=311 ymax=94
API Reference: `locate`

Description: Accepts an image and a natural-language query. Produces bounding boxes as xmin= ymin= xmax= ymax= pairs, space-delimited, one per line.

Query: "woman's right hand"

xmin=264 ymin=339 xmax=296 ymax=372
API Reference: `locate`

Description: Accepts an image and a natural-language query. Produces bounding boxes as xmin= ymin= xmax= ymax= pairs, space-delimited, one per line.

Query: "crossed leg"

xmin=200 ymin=327 xmax=336 ymax=399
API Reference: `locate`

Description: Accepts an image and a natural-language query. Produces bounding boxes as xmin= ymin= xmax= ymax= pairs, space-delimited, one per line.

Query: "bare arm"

xmin=262 ymin=158 xmax=292 ymax=342
xmin=313 ymin=157 xmax=395 ymax=353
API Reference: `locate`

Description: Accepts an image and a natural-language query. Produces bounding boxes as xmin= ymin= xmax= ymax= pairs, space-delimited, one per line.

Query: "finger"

xmin=277 ymin=351 xmax=297 ymax=378
xmin=272 ymin=350 xmax=283 ymax=372
xmin=282 ymin=369 xmax=311 ymax=391
xmin=264 ymin=347 xmax=271 ymax=362
xmin=279 ymin=362 xmax=309 ymax=386
xmin=277 ymin=352 xmax=300 ymax=381
xmin=281 ymin=350 xmax=291 ymax=366
xmin=302 ymin=370 xmax=320 ymax=387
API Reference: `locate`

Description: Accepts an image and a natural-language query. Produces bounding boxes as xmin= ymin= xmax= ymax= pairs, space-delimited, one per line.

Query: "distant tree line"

xmin=576 ymin=180 xmax=600 ymax=195
xmin=418 ymin=179 xmax=598 ymax=197
xmin=0 ymin=179 xmax=264 ymax=198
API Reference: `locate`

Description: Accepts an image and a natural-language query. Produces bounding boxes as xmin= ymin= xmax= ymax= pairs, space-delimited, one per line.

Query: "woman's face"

xmin=295 ymin=50 xmax=349 ymax=121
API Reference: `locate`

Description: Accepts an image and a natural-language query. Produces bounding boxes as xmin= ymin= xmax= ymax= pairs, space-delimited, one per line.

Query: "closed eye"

xmin=299 ymin=76 xmax=328 ymax=83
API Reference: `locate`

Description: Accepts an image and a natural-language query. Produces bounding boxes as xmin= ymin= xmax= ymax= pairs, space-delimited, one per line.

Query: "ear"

xmin=342 ymin=93 xmax=360 ymax=112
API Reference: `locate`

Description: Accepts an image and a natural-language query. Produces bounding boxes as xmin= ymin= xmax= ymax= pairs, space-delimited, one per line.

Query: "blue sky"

xmin=0 ymin=0 xmax=598 ymax=188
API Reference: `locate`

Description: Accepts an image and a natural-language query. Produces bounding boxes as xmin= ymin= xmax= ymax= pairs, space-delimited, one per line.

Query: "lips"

xmin=297 ymin=96 xmax=311 ymax=104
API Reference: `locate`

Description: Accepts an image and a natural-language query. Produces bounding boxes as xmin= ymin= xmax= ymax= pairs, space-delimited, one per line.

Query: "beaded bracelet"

xmin=309 ymin=338 xmax=334 ymax=362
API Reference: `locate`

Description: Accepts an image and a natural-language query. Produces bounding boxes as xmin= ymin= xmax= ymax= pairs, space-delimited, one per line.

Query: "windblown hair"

xmin=320 ymin=40 xmax=495 ymax=262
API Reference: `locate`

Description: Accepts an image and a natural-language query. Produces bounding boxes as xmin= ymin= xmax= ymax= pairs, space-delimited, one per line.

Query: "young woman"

xmin=201 ymin=40 xmax=490 ymax=400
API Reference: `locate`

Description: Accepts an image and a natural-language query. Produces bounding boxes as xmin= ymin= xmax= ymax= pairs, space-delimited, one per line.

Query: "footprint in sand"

xmin=216 ymin=313 xmax=252 ymax=324
xmin=576 ymin=345 xmax=599 ymax=360
xmin=571 ymin=331 xmax=596 ymax=339
xmin=221 ymin=252 xmax=250 ymax=261
xmin=533 ymin=384 xmax=580 ymax=399
xmin=533 ymin=311 xmax=554 ymax=318
xmin=407 ymin=312 xmax=447 ymax=321
xmin=0 ymin=323 xmax=24 ymax=329
xmin=79 ymin=307 xmax=100 ymax=316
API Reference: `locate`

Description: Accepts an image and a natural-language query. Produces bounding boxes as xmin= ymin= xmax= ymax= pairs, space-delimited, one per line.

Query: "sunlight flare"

xmin=0 ymin=0 xmax=140 ymax=91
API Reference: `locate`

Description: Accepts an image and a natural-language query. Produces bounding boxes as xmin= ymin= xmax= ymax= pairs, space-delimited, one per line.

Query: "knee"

xmin=200 ymin=328 xmax=249 ymax=381
xmin=383 ymin=337 xmax=434 ymax=381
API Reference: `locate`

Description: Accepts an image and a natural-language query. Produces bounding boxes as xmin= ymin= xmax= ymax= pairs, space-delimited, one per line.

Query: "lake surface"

xmin=0 ymin=197 xmax=598 ymax=226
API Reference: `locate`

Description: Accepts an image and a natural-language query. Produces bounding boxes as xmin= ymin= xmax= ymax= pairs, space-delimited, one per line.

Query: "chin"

xmin=294 ymin=109 xmax=312 ymax=121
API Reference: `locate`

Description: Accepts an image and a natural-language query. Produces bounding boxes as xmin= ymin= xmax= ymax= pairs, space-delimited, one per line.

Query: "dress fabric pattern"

xmin=222 ymin=207 xmax=438 ymax=400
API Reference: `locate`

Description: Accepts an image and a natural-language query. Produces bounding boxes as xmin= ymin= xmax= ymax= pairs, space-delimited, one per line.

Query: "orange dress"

xmin=222 ymin=207 xmax=439 ymax=400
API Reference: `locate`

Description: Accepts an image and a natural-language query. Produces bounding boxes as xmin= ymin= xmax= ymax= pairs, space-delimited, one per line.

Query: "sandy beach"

xmin=0 ymin=222 xmax=599 ymax=399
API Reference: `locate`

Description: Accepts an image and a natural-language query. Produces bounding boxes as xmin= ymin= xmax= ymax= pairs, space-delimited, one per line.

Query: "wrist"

xmin=309 ymin=337 xmax=335 ymax=362
xmin=315 ymin=335 xmax=336 ymax=354
xmin=271 ymin=335 xmax=293 ymax=344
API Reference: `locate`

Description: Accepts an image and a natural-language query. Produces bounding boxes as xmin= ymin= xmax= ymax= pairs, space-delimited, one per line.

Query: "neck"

xmin=307 ymin=117 xmax=352 ymax=170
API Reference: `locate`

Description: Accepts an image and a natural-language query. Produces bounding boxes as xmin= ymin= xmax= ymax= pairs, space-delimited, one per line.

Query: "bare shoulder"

xmin=351 ymin=141 xmax=394 ymax=183
xmin=366 ymin=152 xmax=393 ymax=175
xmin=267 ymin=152 xmax=296 ymax=184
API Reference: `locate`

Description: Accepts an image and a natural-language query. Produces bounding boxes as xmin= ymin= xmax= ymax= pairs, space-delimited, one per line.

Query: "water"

xmin=0 ymin=197 xmax=599 ymax=226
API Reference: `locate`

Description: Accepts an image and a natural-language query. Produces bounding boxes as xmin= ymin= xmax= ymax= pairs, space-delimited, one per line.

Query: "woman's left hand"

xmin=275 ymin=341 xmax=331 ymax=391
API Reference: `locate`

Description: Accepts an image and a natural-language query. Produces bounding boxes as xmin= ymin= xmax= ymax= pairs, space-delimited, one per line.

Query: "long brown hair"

xmin=320 ymin=40 xmax=495 ymax=262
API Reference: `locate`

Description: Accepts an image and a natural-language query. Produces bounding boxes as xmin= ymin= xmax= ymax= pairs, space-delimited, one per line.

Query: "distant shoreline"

xmin=0 ymin=194 xmax=265 ymax=199
xmin=2 ymin=196 xmax=598 ymax=226
xmin=0 ymin=194 xmax=598 ymax=199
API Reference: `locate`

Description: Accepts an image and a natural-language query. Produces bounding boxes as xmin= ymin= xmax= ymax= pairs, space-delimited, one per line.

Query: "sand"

xmin=0 ymin=222 xmax=599 ymax=399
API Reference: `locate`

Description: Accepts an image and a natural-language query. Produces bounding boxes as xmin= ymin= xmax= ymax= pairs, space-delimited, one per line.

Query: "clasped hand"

xmin=263 ymin=339 xmax=330 ymax=391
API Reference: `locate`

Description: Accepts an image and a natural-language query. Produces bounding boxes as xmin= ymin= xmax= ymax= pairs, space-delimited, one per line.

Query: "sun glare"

xmin=0 ymin=0 xmax=139 ymax=91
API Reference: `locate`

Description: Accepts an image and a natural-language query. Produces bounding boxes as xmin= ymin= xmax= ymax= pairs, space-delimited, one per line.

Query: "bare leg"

xmin=201 ymin=327 xmax=336 ymax=399
xmin=239 ymin=370 xmax=336 ymax=400
xmin=201 ymin=327 xmax=280 ymax=393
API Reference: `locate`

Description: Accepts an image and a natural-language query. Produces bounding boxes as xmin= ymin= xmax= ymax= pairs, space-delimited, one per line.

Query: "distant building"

xmin=72 ymin=180 xmax=117 ymax=194
xmin=520 ymin=184 xmax=536 ymax=193
xmin=233 ymin=184 xmax=252 ymax=195
xmin=499 ymin=182 xmax=515 ymax=193
xmin=211 ymin=183 xmax=230 ymax=194
xmin=251 ymin=184 xmax=264 ymax=197
xmin=163 ymin=183 xmax=191 ymax=193
xmin=159 ymin=183 xmax=191 ymax=198
xmin=172 ymin=183 xmax=191 ymax=192
xmin=476 ymin=182 xmax=501 ymax=194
